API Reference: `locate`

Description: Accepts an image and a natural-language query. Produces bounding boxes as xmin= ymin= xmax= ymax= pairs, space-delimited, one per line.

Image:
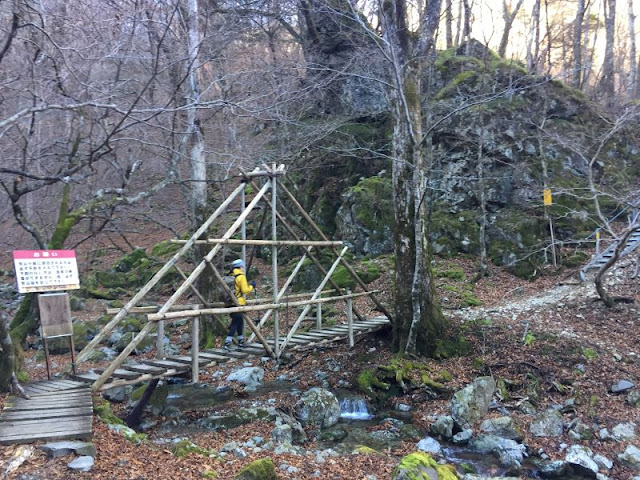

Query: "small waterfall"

xmin=339 ymin=396 xmax=373 ymax=420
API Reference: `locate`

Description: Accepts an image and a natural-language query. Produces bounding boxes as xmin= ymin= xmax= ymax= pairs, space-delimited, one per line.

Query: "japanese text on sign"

xmin=12 ymin=250 xmax=80 ymax=293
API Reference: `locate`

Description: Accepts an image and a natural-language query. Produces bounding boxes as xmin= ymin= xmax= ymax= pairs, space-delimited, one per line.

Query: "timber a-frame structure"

xmin=72 ymin=164 xmax=392 ymax=392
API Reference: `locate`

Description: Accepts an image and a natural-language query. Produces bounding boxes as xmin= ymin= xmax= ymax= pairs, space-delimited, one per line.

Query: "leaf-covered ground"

xmin=2 ymin=254 xmax=639 ymax=479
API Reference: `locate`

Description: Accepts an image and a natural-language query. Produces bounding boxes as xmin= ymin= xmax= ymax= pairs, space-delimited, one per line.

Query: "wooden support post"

xmin=316 ymin=302 xmax=322 ymax=330
xmin=156 ymin=321 xmax=164 ymax=359
xmin=347 ymin=290 xmax=354 ymax=347
xmin=192 ymin=317 xmax=199 ymax=383
xmin=271 ymin=170 xmax=280 ymax=359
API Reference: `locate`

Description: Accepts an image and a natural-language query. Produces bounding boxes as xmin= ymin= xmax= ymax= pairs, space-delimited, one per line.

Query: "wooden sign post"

xmin=543 ymin=189 xmax=557 ymax=267
xmin=13 ymin=250 xmax=80 ymax=379
xmin=38 ymin=292 xmax=76 ymax=379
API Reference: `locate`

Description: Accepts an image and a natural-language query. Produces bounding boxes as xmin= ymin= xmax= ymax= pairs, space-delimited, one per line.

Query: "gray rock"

xmin=452 ymin=429 xmax=473 ymax=444
xmin=197 ymin=407 xmax=277 ymax=430
xmin=67 ymin=456 xmax=94 ymax=472
xmin=565 ymin=445 xmax=598 ymax=478
xmin=612 ymin=422 xmax=636 ymax=441
xmin=628 ymin=390 xmax=640 ymax=407
xmin=451 ymin=376 xmax=496 ymax=429
xmin=480 ymin=416 xmax=524 ymax=441
xmin=272 ymin=424 xmax=293 ymax=444
xmin=226 ymin=367 xmax=264 ymax=388
xmin=416 ymin=437 xmax=442 ymax=456
xmin=611 ymin=380 xmax=635 ymax=393
xmin=618 ymin=444 xmax=640 ymax=470
xmin=531 ymin=459 xmax=569 ymax=478
xmin=294 ymin=387 xmax=341 ymax=428
xmin=429 ymin=415 xmax=454 ymax=439
xmin=102 ymin=385 xmax=132 ymax=403
xmin=593 ymin=453 xmax=613 ymax=471
xmin=463 ymin=475 xmax=520 ymax=480
xmin=530 ymin=409 xmax=564 ymax=437
xmin=467 ymin=434 xmax=526 ymax=469
xmin=39 ymin=441 xmax=96 ymax=458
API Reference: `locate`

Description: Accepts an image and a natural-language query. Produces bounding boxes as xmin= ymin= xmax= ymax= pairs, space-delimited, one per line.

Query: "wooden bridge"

xmin=72 ymin=316 xmax=390 ymax=391
xmin=0 ymin=380 xmax=92 ymax=445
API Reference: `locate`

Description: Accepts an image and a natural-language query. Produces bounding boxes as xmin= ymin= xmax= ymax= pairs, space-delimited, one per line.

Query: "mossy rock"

xmin=131 ymin=381 xmax=169 ymax=409
xmin=392 ymin=452 xmax=458 ymax=480
xmin=172 ymin=439 xmax=215 ymax=458
xmin=69 ymin=296 xmax=85 ymax=311
xmin=235 ymin=457 xmax=277 ymax=480
xmin=151 ymin=240 xmax=181 ymax=258
xmin=94 ymin=401 xmax=124 ymax=425
xmin=95 ymin=271 xmax=129 ymax=289
xmin=115 ymin=247 xmax=148 ymax=272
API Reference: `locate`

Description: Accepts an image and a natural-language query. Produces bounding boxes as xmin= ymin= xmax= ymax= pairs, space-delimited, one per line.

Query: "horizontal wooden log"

xmin=171 ymin=239 xmax=344 ymax=247
xmin=147 ymin=291 xmax=378 ymax=321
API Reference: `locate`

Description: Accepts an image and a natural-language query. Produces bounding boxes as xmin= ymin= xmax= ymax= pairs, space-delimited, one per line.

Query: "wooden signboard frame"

xmin=38 ymin=293 xmax=76 ymax=380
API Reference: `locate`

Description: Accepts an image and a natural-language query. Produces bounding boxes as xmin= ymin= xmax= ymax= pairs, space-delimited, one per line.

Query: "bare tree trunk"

xmin=382 ymin=0 xmax=446 ymax=357
xmin=476 ymin=134 xmax=488 ymax=277
xmin=595 ymin=227 xmax=637 ymax=308
xmin=462 ymin=0 xmax=472 ymax=54
xmin=445 ymin=0 xmax=454 ymax=49
xmin=628 ymin=0 xmax=638 ymax=98
xmin=599 ymin=0 xmax=616 ymax=104
xmin=498 ymin=0 xmax=526 ymax=58
xmin=526 ymin=0 xmax=541 ymax=73
xmin=573 ymin=0 xmax=586 ymax=88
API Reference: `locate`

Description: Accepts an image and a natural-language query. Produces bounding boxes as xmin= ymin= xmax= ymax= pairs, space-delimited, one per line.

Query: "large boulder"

xmin=467 ymin=435 xmax=527 ymax=470
xmin=451 ymin=376 xmax=496 ymax=429
xmin=294 ymin=388 xmax=341 ymax=428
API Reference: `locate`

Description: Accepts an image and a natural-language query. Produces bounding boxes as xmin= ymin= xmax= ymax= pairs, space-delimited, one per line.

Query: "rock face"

xmin=451 ymin=376 xmax=496 ymax=429
xmin=294 ymin=388 xmax=341 ymax=428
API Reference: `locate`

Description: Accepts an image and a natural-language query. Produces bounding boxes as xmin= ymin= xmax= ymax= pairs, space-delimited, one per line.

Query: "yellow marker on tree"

xmin=543 ymin=188 xmax=552 ymax=206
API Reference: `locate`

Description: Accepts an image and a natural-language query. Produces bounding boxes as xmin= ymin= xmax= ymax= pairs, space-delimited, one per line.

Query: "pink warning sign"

xmin=12 ymin=250 xmax=80 ymax=293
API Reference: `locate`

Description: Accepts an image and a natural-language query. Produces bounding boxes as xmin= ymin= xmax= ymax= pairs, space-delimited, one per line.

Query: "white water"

xmin=339 ymin=397 xmax=373 ymax=420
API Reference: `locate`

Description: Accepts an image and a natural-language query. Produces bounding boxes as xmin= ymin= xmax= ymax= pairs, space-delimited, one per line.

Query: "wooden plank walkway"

xmin=0 ymin=380 xmax=93 ymax=445
xmin=73 ymin=316 xmax=390 ymax=391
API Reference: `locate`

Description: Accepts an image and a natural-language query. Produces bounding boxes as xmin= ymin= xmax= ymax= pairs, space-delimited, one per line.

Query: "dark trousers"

xmin=228 ymin=313 xmax=244 ymax=337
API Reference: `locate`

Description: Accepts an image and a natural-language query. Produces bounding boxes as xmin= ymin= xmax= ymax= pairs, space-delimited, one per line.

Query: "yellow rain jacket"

xmin=232 ymin=267 xmax=254 ymax=306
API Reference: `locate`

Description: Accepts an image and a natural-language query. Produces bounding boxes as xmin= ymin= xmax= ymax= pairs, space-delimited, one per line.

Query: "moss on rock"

xmin=392 ymin=452 xmax=458 ymax=480
xmin=235 ymin=457 xmax=277 ymax=480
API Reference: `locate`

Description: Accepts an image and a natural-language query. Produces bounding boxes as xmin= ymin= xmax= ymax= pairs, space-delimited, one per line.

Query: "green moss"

xmin=131 ymin=382 xmax=168 ymax=408
xmin=434 ymin=335 xmax=472 ymax=359
xmin=94 ymin=401 xmax=124 ymax=425
xmin=582 ymin=347 xmax=598 ymax=360
xmin=393 ymin=452 xmax=458 ymax=480
xmin=151 ymin=240 xmax=180 ymax=258
xmin=235 ymin=458 xmax=277 ymax=480
xmin=357 ymin=369 xmax=390 ymax=393
xmin=115 ymin=247 xmax=148 ymax=272
xmin=349 ymin=176 xmax=393 ymax=229
xmin=353 ymin=445 xmax=379 ymax=455
xmin=436 ymin=267 xmax=465 ymax=280
xmin=202 ymin=470 xmax=218 ymax=479
xmin=172 ymin=440 xmax=215 ymax=458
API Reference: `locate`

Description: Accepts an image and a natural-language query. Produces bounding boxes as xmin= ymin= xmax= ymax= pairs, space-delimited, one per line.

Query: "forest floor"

xmin=1 ymin=251 xmax=640 ymax=479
